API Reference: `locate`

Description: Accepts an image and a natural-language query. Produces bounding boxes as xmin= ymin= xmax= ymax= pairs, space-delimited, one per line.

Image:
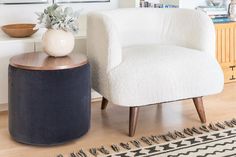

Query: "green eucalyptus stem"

xmin=35 ymin=4 xmax=80 ymax=34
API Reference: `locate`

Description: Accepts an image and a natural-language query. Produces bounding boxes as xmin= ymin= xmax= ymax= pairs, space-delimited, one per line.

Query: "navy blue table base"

xmin=8 ymin=64 xmax=91 ymax=146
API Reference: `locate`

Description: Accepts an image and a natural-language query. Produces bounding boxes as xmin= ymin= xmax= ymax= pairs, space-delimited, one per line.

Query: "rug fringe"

xmin=57 ymin=118 xmax=236 ymax=157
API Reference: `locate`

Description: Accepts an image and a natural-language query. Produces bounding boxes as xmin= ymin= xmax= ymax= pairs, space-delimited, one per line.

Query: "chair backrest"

xmin=101 ymin=8 xmax=215 ymax=53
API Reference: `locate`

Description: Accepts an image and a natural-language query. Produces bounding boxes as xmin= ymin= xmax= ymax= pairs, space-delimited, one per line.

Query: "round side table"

xmin=8 ymin=52 xmax=91 ymax=146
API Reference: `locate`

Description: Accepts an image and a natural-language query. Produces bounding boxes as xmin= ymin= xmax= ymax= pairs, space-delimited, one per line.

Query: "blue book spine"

xmin=212 ymin=18 xmax=232 ymax=23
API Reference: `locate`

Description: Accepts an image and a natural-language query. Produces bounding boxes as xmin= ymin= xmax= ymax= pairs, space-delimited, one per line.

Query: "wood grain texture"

xmin=193 ymin=97 xmax=206 ymax=123
xmin=1 ymin=24 xmax=38 ymax=38
xmin=0 ymin=83 xmax=235 ymax=157
xmin=215 ymin=22 xmax=236 ymax=83
xmin=10 ymin=52 xmax=88 ymax=70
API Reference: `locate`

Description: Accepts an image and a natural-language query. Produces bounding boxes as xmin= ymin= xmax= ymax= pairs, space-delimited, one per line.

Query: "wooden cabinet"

xmin=0 ymin=42 xmax=34 ymax=104
xmin=0 ymin=36 xmax=102 ymax=109
xmin=215 ymin=22 xmax=236 ymax=83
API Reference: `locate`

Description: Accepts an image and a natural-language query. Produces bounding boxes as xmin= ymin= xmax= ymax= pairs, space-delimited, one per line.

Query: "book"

xmin=196 ymin=6 xmax=227 ymax=11
xmin=209 ymin=14 xmax=229 ymax=19
xmin=212 ymin=17 xmax=232 ymax=23
xmin=196 ymin=6 xmax=228 ymax=16
xmin=198 ymin=10 xmax=228 ymax=16
xmin=206 ymin=11 xmax=228 ymax=16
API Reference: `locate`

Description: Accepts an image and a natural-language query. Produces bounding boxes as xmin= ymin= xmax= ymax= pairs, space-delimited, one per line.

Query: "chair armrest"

xmin=87 ymin=12 xmax=122 ymax=72
xmin=186 ymin=10 xmax=216 ymax=56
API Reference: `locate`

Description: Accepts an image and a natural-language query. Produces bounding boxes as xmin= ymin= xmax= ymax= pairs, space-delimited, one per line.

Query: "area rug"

xmin=58 ymin=118 xmax=236 ymax=157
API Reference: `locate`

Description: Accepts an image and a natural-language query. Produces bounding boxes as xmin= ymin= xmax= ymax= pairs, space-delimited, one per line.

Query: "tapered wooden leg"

xmin=129 ymin=107 xmax=140 ymax=137
xmin=193 ymin=97 xmax=206 ymax=123
xmin=101 ymin=97 xmax=108 ymax=110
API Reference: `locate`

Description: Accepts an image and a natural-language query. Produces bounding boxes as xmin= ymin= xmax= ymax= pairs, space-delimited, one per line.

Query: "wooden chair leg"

xmin=193 ymin=97 xmax=206 ymax=123
xmin=101 ymin=97 xmax=108 ymax=110
xmin=129 ymin=107 xmax=140 ymax=137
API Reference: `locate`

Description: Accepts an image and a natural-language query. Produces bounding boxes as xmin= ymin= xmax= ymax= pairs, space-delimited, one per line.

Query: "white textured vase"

xmin=42 ymin=29 xmax=75 ymax=57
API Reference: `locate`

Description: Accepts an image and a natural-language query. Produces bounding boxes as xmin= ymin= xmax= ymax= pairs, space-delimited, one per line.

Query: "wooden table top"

xmin=9 ymin=52 xmax=88 ymax=70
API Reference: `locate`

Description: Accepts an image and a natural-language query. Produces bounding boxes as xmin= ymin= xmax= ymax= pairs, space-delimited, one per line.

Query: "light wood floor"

xmin=0 ymin=83 xmax=236 ymax=157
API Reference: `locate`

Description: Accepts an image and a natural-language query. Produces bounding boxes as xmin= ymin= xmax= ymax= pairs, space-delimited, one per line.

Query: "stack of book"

xmin=196 ymin=6 xmax=231 ymax=23
xmin=139 ymin=0 xmax=178 ymax=8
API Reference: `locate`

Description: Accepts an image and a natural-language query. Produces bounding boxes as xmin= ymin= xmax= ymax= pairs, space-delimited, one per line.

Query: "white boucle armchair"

xmin=87 ymin=8 xmax=224 ymax=137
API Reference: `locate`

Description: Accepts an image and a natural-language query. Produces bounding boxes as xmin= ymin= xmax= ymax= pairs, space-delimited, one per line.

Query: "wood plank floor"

xmin=0 ymin=83 xmax=236 ymax=157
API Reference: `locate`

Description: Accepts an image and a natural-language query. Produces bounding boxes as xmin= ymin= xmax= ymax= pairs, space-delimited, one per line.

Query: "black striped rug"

xmin=58 ymin=118 xmax=236 ymax=157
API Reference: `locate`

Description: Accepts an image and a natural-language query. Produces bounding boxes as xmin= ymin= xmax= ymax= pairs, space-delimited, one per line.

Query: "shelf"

xmin=119 ymin=0 xmax=206 ymax=9
xmin=0 ymin=29 xmax=86 ymax=44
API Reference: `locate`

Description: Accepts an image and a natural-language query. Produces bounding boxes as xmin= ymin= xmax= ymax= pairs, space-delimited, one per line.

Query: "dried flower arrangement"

xmin=35 ymin=4 xmax=80 ymax=34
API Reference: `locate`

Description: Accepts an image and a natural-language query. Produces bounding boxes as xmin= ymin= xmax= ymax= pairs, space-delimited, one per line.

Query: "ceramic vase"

xmin=42 ymin=29 xmax=75 ymax=57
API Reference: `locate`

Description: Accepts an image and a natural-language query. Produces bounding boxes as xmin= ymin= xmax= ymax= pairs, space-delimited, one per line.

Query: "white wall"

xmin=0 ymin=0 xmax=118 ymax=106
xmin=159 ymin=0 xmax=207 ymax=8
xmin=0 ymin=0 xmax=208 ymax=29
xmin=179 ymin=0 xmax=206 ymax=9
xmin=0 ymin=0 xmax=119 ymax=31
xmin=119 ymin=0 xmax=139 ymax=8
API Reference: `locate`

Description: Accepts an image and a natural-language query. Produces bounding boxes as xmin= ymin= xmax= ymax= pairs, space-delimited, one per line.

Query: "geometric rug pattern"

xmin=58 ymin=119 xmax=236 ymax=157
xmin=109 ymin=128 xmax=236 ymax=157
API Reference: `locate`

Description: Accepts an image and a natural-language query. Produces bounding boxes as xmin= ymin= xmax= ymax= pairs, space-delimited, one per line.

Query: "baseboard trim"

xmin=92 ymin=97 xmax=103 ymax=103
xmin=0 ymin=103 xmax=8 ymax=112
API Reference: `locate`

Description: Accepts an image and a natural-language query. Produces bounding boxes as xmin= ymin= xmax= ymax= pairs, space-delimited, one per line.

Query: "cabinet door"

xmin=215 ymin=22 xmax=236 ymax=68
xmin=0 ymin=42 xmax=34 ymax=104
xmin=215 ymin=22 xmax=236 ymax=83
xmin=233 ymin=68 xmax=236 ymax=82
xmin=34 ymin=42 xmax=43 ymax=52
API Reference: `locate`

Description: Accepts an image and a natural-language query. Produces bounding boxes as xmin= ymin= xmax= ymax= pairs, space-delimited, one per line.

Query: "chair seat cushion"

xmin=109 ymin=44 xmax=224 ymax=106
